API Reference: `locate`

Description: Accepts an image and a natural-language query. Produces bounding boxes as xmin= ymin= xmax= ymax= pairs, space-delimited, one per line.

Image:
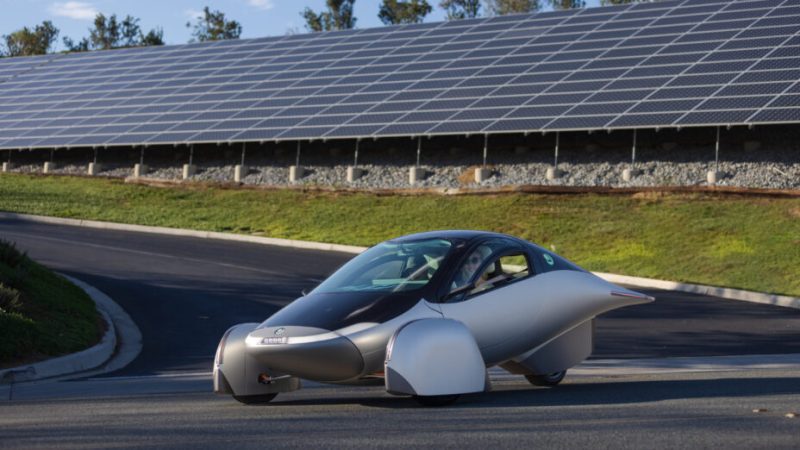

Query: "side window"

xmin=445 ymin=239 xmax=532 ymax=302
xmin=467 ymin=253 xmax=530 ymax=296
xmin=450 ymin=244 xmax=495 ymax=293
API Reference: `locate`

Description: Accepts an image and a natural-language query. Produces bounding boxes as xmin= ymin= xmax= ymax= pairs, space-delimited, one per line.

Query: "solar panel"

xmin=1 ymin=0 xmax=799 ymax=150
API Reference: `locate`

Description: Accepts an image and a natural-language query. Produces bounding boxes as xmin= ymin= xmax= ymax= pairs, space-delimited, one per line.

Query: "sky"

xmin=1 ymin=0 xmax=603 ymax=50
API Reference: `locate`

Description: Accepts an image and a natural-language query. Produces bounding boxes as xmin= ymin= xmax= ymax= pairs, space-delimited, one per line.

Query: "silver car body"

xmin=213 ymin=231 xmax=653 ymax=402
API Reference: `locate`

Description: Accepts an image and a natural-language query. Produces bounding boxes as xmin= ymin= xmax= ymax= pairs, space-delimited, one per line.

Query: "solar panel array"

xmin=0 ymin=0 xmax=799 ymax=150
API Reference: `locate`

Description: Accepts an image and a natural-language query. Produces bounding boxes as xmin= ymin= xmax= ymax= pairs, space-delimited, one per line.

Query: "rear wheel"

xmin=414 ymin=394 xmax=460 ymax=407
xmin=233 ymin=393 xmax=278 ymax=405
xmin=525 ymin=370 xmax=566 ymax=387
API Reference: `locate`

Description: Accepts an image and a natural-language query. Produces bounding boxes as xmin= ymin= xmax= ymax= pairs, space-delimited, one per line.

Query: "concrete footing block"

xmin=234 ymin=165 xmax=247 ymax=183
xmin=87 ymin=163 xmax=102 ymax=176
xmin=409 ymin=167 xmax=426 ymax=184
xmin=743 ymin=140 xmax=761 ymax=152
xmin=622 ymin=168 xmax=639 ymax=182
xmin=474 ymin=167 xmax=490 ymax=183
xmin=182 ymin=164 xmax=196 ymax=180
xmin=289 ymin=165 xmax=304 ymax=182
xmin=43 ymin=162 xmax=56 ymax=173
xmin=661 ymin=142 xmax=677 ymax=151
xmin=546 ymin=166 xmax=561 ymax=180
xmin=347 ymin=166 xmax=363 ymax=182
xmin=707 ymin=170 xmax=721 ymax=185
xmin=134 ymin=164 xmax=148 ymax=178
xmin=2 ymin=162 xmax=12 ymax=172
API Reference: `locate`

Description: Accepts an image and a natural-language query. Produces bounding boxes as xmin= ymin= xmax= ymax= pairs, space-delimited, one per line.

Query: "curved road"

xmin=1 ymin=218 xmax=799 ymax=448
xmin=1 ymin=218 xmax=798 ymax=375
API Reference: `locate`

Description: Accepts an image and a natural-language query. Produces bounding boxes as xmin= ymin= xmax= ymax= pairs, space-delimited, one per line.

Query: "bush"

xmin=0 ymin=284 xmax=22 ymax=313
xmin=0 ymin=312 xmax=35 ymax=362
xmin=0 ymin=240 xmax=30 ymax=290
xmin=0 ymin=240 xmax=27 ymax=268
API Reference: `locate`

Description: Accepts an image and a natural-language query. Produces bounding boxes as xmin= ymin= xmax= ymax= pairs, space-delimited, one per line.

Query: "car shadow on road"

xmin=458 ymin=376 xmax=800 ymax=409
xmin=264 ymin=376 xmax=800 ymax=409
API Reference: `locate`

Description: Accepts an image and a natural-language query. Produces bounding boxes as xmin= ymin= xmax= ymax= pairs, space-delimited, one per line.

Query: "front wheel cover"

xmin=525 ymin=370 xmax=566 ymax=387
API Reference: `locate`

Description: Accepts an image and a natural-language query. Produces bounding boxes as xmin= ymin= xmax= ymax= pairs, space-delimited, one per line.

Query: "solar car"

xmin=213 ymin=231 xmax=653 ymax=406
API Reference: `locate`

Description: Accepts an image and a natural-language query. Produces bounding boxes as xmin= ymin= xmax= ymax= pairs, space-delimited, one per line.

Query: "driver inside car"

xmin=451 ymin=245 xmax=493 ymax=292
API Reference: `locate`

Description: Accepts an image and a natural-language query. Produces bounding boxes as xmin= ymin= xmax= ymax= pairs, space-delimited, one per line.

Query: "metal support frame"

xmin=93 ymin=148 xmax=98 ymax=164
xmin=715 ymin=126 xmax=720 ymax=173
xmin=354 ymin=139 xmax=360 ymax=167
xmin=553 ymin=131 xmax=560 ymax=167
xmin=631 ymin=129 xmax=637 ymax=167
xmin=139 ymin=147 xmax=145 ymax=166
xmin=295 ymin=141 xmax=301 ymax=167
xmin=241 ymin=142 xmax=247 ymax=166
xmin=189 ymin=144 xmax=194 ymax=166
xmin=482 ymin=134 xmax=488 ymax=167
xmin=49 ymin=149 xmax=54 ymax=162
xmin=416 ymin=136 xmax=421 ymax=167
xmin=7 ymin=150 xmax=11 ymax=163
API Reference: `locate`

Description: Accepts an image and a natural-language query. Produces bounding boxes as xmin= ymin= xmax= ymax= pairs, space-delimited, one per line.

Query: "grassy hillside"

xmin=0 ymin=239 xmax=102 ymax=368
xmin=1 ymin=173 xmax=798 ymax=297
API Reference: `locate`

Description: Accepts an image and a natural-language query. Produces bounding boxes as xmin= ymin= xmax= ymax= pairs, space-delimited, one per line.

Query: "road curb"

xmin=61 ymin=275 xmax=143 ymax=375
xmin=1 ymin=211 xmax=797 ymax=310
xmin=0 ymin=276 xmax=118 ymax=383
xmin=0 ymin=212 xmax=365 ymax=254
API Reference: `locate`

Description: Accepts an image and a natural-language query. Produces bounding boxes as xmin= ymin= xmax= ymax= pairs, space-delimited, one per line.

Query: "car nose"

xmin=246 ymin=326 xmax=365 ymax=382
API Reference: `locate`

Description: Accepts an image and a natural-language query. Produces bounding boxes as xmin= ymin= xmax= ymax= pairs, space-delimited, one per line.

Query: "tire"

xmin=414 ymin=394 xmax=460 ymax=407
xmin=525 ymin=370 xmax=566 ymax=387
xmin=233 ymin=393 xmax=278 ymax=405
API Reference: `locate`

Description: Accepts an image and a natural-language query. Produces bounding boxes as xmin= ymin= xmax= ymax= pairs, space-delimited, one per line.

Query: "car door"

xmin=438 ymin=238 xmax=542 ymax=365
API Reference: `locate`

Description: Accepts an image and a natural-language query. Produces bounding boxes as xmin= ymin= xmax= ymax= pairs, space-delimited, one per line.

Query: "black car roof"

xmin=389 ymin=230 xmax=521 ymax=244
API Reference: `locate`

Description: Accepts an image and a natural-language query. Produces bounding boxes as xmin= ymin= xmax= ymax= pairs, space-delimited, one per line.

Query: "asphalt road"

xmin=1 ymin=371 xmax=799 ymax=449
xmin=1 ymin=218 xmax=799 ymax=376
xmin=1 ymin=218 xmax=799 ymax=448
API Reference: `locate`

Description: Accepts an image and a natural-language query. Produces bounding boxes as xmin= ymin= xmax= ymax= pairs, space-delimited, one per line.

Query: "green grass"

xmin=0 ymin=238 xmax=101 ymax=368
xmin=1 ymin=173 xmax=799 ymax=297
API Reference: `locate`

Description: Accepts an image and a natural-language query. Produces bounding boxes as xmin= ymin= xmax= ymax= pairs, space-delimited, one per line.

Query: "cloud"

xmin=248 ymin=0 xmax=274 ymax=10
xmin=184 ymin=8 xmax=204 ymax=21
xmin=48 ymin=1 xmax=98 ymax=20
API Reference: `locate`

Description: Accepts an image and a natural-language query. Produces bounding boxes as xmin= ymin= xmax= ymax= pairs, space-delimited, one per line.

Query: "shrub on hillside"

xmin=0 ymin=240 xmax=27 ymax=268
xmin=0 ymin=312 xmax=35 ymax=363
xmin=0 ymin=240 xmax=30 ymax=290
xmin=0 ymin=284 xmax=22 ymax=313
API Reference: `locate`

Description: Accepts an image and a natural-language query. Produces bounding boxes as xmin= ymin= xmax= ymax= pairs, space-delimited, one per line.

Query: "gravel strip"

xmin=6 ymin=146 xmax=799 ymax=190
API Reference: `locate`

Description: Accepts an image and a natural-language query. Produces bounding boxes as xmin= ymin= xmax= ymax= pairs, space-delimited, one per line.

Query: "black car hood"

xmin=263 ymin=291 xmax=422 ymax=331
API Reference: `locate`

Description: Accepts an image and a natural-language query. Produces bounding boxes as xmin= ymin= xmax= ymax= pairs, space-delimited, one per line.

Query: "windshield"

xmin=313 ymin=238 xmax=452 ymax=294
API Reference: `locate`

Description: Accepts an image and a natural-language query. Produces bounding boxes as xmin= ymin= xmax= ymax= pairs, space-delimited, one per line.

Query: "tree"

xmin=62 ymin=36 xmax=90 ymax=52
xmin=439 ymin=0 xmax=481 ymax=20
xmin=64 ymin=13 xmax=163 ymax=52
xmin=486 ymin=0 xmax=540 ymax=15
xmin=140 ymin=29 xmax=165 ymax=46
xmin=89 ymin=14 xmax=120 ymax=50
xmin=302 ymin=0 xmax=357 ymax=32
xmin=547 ymin=0 xmax=585 ymax=9
xmin=2 ymin=21 xmax=59 ymax=57
xmin=187 ymin=6 xmax=242 ymax=42
xmin=378 ymin=0 xmax=432 ymax=25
